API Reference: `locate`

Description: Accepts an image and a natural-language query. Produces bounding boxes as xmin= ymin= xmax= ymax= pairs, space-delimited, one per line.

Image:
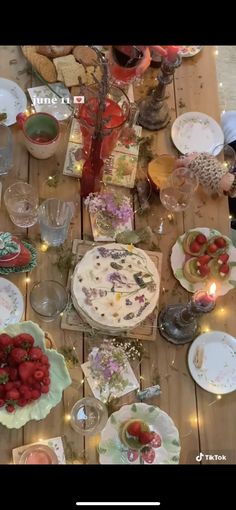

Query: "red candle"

xmin=166 ymin=46 xmax=180 ymax=63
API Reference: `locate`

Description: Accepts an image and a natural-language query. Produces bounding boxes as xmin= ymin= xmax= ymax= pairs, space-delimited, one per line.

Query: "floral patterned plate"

xmin=171 ymin=227 xmax=236 ymax=296
xmin=179 ymin=46 xmax=203 ymax=58
xmin=0 ymin=321 xmax=71 ymax=428
xmin=188 ymin=331 xmax=236 ymax=394
xmin=0 ymin=278 xmax=24 ymax=328
xmin=171 ymin=112 xmax=224 ymax=155
xmin=98 ymin=403 xmax=180 ymax=464
xmin=0 ymin=78 xmax=27 ymax=126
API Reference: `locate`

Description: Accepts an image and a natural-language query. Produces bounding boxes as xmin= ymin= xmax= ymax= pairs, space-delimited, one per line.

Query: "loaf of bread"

xmin=22 ymin=46 xmax=57 ymax=83
xmin=36 ymin=45 xmax=74 ymax=58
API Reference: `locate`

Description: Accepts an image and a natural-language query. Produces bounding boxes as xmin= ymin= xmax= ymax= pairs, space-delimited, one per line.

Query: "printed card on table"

xmin=63 ymin=120 xmax=142 ymax=189
xmin=81 ymin=361 xmax=139 ymax=402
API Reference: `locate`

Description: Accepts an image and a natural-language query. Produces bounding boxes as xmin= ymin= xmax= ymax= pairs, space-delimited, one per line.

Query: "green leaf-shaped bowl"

xmin=0 ymin=321 xmax=72 ymax=429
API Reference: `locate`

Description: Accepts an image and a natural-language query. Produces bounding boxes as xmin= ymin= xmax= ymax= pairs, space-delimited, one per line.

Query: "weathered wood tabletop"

xmin=0 ymin=46 xmax=235 ymax=464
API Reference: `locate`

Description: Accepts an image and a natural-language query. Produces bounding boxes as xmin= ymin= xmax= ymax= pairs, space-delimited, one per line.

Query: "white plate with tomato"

xmin=171 ymin=227 xmax=236 ymax=295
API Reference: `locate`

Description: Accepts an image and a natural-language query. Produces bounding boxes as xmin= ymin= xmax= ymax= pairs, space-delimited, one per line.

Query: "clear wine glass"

xmin=212 ymin=143 xmax=236 ymax=173
xmin=154 ymin=169 xmax=198 ymax=235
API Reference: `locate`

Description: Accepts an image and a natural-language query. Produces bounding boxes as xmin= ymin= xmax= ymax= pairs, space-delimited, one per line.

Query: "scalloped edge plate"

xmin=99 ymin=403 xmax=180 ymax=464
xmin=0 ymin=321 xmax=71 ymax=428
xmin=171 ymin=112 xmax=224 ymax=155
xmin=188 ymin=331 xmax=236 ymax=394
xmin=179 ymin=46 xmax=203 ymax=58
xmin=171 ymin=227 xmax=236 ymax=295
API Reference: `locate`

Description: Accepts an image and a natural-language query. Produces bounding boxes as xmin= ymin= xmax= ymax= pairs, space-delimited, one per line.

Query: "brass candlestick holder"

xmin=138 ymin=55 xmax=182 ymax=131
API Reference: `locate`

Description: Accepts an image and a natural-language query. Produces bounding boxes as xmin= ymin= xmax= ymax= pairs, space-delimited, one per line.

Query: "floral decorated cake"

xmin=71 ymin=243 xmax=160 ymax=332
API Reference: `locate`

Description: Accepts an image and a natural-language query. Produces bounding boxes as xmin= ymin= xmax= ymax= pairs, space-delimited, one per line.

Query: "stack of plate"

xmin=221 ymin=111 xmax=236 ymax=145
xmin=71 ymin=243 xmax=160 ymax=334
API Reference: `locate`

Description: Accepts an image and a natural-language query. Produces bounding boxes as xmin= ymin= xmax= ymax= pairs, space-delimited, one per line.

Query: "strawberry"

xmin=14 ymin=333 xmax=34 ymax=350
xmin=217 ymin=253 xmax=229 ymax=265
xmin=9 ymin=347 xmax=28 ymax=365
xmin=196 ymin=234 xmax=207 ymax=245
xmin=9 ymin=368 xmax=18 ymax=381
xmin=34 ymin=369 xmax=44 ymax=382
xmin=4 ymin=382 xmax=14 ymax=391
xmin=0 ymin=368 xmax=9 ymax=384
xmin=150 ymin=433 xmax=162 ymax=448
xmin=141 ymin=446 xmax=155 ymax=464
xmin=18 ymin=361 xmax=36 ymax=383
xmin=43 ymin=377 xmax=50 ymax=386
xmin=127 ymin=421 xmax=142 ymax=437
xmin=197 ymin=255 xmax=211 ymax=266
xmin=127 ymin=449 xmax=139 ymax=463
xmin=18 ymin=398 xmax=28 ymax=407
xmin=208 ymin=243 xmax=218 ymax=254
xmin=0 ymin=334 xmax=14 ymax=353
xmin=31 ymin=389 xmax=41 ymax=400
xmin=139 ymin=431 xmax=154 ymax=445
xmin=0 ymin=399 xmax=5 ymax=407
xmin=32 ymin=382 xmax=42 ymax=391
xmin=6 ymin=388 xmax=20 ymax=401
xmin=220 ymin=263 xmax=230 ymax=275
xmin=41 ymin=354 xmax=49 ymax=366
xmin=215 ymin=237 xmax=227 ymax=249
xmin=0 ymin=350 xmax=6 ymax=364
xmin=6 ymin=404 xmax=15 ymax=413
xmin=190 ymin=241 xmax=201 ymax=253
xmin=28 ymin=347 xmax=43 ymax=361
xmin=198 ymin=265 xmax=210 ymax=277
xmin=41 ymin=385 xmax=49 ymax=394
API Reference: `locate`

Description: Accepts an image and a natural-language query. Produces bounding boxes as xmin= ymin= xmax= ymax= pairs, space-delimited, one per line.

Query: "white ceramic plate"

xmin=28 ymin=84 xmax=72 ymax=121
xmin=0 ymin=78 xmax=27 ymax=126
xmin=179 ymin=46 xmax=203 ymax=58
xmin=171 ymin=227 xmax=236 ymax=295
xmin=171 ymin=112 xmax=224 ymax=155
xmin=0 ymin=278 xmax=24 ymax=328
xmin=99 ymin=403 xmax=180 ymax=464
xmin=188 ymin=331 xmax=236 ymax=394
xmin=221 ymin=110 xmax=236 ymax=145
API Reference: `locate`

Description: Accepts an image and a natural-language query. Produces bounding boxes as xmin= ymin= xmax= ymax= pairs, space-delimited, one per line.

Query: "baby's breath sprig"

xmin=110 ymin=338 xmax=146 ymax=362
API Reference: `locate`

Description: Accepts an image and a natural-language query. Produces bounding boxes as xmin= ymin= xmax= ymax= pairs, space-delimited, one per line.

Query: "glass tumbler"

xmin=29 ymin=280 xmax=68 ymax=322
xmin=0 ymin=124 xmax=13 ymax=175
xmin=70 ymin=397 xmax=108 ymax=436
xmin=38 ymin=198 xmax=73 ymax=247
xmin=4 ymin=181 xmax=38 ymax=227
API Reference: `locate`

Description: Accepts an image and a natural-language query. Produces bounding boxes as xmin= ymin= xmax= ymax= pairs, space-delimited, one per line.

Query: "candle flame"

xmin=209 ymin=282 xmax=216 ymax=297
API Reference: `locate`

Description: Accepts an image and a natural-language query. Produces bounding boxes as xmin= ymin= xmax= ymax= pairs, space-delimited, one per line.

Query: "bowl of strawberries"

xmin=0 ymin=321 xmax=71 ymax=428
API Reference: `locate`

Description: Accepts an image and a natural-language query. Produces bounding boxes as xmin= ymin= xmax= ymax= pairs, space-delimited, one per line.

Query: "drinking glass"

xmin=108 ymin=46 xmax=149 ymax=86
xmin=4 ymin=182 xmax=38 ymax=227
xmin=38 ymin=198 xmax=73 ymax=246
xmin=70 ymin=397 xmax=108 ymax=436
xmin=19 ymin=444 xmax=58 ymax=464
xmin=154 ymin=170 xmax=197 ymax=235
xmin=0 ymin=124 xmax=13 ymax=175
xmin=29 ymin=280 xmax=68 ymax=322
xmin=78 ymin=83 xmax=130 ymax=160
xmin=212 ymin=143 xmax=236 ymax=173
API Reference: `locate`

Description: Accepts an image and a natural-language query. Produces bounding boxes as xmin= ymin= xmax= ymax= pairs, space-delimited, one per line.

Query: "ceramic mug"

xmin=17 ymin=112 xmax=60 ymax=159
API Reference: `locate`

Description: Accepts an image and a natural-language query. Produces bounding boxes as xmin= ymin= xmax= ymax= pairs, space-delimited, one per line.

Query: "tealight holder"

xmin=158 ymin=287 xmax=216 ymax=345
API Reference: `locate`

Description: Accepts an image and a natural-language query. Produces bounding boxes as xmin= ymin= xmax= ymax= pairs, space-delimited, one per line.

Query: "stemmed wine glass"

xmin=154 ymin=168 xmax=199 ymax=235
xmin=212 ymin=143 xmax=236 ymax=173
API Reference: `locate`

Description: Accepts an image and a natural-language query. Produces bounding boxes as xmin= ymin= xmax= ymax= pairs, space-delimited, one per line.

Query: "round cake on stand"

xmin=71 ymin=243 xmax=160 ymax=334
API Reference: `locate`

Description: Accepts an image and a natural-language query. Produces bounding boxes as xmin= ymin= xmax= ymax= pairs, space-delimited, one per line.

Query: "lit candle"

xmin=165 ymin=46 xmax=180 ymax=63
xmin=192 ymin=283 xmax=216 ymax=313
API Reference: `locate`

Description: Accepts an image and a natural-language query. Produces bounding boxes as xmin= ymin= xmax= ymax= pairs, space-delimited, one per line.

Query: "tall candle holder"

xmin=138 ymin=55 xmax=182 ymax=131
xmin=158 ymin=285 xmax=216 ymax=345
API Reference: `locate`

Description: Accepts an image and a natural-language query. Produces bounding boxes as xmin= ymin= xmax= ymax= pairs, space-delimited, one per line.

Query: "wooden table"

xmin=0 ymin=46 xmax=235 ymax=465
